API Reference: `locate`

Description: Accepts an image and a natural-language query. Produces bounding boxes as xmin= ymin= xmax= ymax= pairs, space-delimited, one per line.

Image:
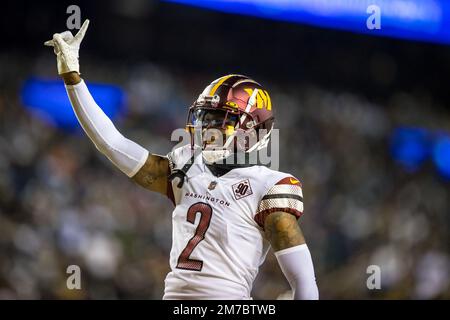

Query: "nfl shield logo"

xmin=208 ymin=181 xmax=218 ymax=190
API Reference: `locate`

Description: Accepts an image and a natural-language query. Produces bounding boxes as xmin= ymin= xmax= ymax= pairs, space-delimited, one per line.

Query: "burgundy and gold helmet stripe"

xmin=206 ymin=74 xmax=257 ymax=96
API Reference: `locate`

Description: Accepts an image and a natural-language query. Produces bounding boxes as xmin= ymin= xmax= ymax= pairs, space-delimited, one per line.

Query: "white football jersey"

xmin=162 ymin=145 xmax=304 ymax=300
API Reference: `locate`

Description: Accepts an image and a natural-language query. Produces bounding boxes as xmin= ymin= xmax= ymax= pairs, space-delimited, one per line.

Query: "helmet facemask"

xmin=186 ymin=105 xmax=274 ymax=165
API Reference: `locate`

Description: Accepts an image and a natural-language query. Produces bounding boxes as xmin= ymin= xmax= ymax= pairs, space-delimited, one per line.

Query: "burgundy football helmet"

xmin=186 ymin=74 xmax=274 ymax=163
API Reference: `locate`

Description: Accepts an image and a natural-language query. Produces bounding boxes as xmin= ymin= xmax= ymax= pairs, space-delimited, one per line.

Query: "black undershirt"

xmin=205 ymin=152 xmax=265 ymax=177
xmin=206 ymin=163 xmax=233 ymax=177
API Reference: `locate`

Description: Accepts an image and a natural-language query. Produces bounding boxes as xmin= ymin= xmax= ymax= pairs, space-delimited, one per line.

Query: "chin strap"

xmin=202 ymin=123 xmax=274 ymax=165
xmin=201 ymin=149 xmax=231 ymax=164
xmin=168 ymin=154 xmax=196 ymax=188
xmin=247 ymin=124 xmax=273 ymax=153
xmin=207 ymin=150 xmax=266 ymax=169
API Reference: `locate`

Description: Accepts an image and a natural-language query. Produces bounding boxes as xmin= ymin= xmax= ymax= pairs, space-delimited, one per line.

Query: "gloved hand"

xmin=44 ymin=19 xmax=90 ymax=75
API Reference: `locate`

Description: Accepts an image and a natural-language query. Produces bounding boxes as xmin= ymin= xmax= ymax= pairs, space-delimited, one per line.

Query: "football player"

xmin=45 ymin=20 xmax=319 ymax=300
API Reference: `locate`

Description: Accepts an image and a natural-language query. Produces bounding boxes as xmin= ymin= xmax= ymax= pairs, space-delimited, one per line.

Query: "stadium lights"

xmin=390 ymin=127 xmax=450 ymax=179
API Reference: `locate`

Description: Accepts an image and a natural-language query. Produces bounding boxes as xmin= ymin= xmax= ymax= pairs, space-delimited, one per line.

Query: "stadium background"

xmin=0 ymin=0 xmax=449 ymax=299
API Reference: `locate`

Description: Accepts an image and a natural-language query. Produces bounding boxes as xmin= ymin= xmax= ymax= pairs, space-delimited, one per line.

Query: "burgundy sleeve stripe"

xmin=254 ymin=207 xmax=303 ymax=229
xmin=262 ymin=193 xmax=303 ymax=202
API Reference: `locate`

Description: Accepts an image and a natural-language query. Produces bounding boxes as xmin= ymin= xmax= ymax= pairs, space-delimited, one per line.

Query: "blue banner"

xmin=165 ymin=0 xmax=450 ymax=44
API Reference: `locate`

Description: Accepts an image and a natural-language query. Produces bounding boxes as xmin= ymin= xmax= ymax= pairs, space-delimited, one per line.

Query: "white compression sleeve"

xmin=275 ymin=244 xmax=319 ymax=300
xmin=65 ymin=80 xmax=149 ymax=177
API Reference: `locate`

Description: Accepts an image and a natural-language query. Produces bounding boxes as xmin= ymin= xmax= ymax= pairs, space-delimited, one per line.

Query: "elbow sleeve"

xmin=65 ymin=80 xmax=148 ymax=177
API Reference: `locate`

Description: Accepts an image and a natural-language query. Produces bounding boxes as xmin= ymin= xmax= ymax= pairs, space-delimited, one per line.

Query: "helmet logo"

xmin=244 ymin=88 xmax=272 ymax=110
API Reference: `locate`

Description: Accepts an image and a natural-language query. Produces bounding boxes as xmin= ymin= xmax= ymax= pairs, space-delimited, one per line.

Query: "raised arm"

xmin=265 ymin=212 xmax=319 ymax=300
xmin=46 ymin=21 xmax=170 ymax=195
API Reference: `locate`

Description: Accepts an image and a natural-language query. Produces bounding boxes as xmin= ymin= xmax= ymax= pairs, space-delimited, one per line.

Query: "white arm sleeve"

xmin=275 ymin=244 xmax=319 ymax=300
xmin=65 ymin=80 xmax=149 ymax=177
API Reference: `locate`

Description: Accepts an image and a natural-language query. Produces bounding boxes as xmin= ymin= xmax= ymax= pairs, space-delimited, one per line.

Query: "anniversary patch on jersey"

xmin=254 ymin=176 xmax=304 ymax=229
xmin=232 ymin=179 xmax=253 ymax=200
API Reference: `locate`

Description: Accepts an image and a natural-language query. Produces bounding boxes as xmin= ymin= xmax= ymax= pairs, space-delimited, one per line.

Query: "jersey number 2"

xmin=176 ymin=202 xmax=212 ymax=271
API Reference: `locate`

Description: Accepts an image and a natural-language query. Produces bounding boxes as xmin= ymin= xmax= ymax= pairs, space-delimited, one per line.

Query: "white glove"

xmin=44 ymin=19 xmax=90 ymax=75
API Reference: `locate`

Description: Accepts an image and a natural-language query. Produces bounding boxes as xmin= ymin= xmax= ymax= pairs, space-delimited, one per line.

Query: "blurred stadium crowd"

xmin=0 ymin=0 xmax=449 ymax=300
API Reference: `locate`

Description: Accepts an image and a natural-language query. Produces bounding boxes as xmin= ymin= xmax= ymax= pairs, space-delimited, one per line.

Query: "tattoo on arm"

xmin=131 ymin=154 xmax=169 ymax=194
xmin=264 ymin=211 xmax=305 ymax=251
